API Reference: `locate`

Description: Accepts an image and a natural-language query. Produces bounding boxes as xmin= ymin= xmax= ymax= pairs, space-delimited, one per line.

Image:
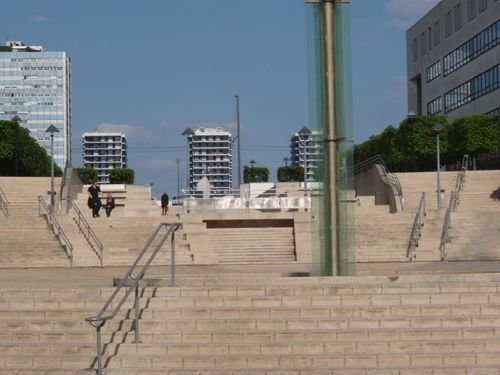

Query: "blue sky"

xmin=1 ymin=0 xmax=440 ymax=198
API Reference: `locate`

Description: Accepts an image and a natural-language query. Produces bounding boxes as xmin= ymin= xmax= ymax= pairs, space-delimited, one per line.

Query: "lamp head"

xmin=45 ymin=125 xmax=59 ymax=134
xmin=432 ymin=123 xmax=444 ymax=134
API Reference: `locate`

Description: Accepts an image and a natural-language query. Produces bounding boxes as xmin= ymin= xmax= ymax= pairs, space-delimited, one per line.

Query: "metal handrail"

xmin=407 ymin=192 xmax=426 ymax=261
xmin=85 ymin=222 xmax=182 ymax=375
xmin=38 ymin=196 xmax=74 ymax=266
xmin=71 ymin=201 xmax=104 ymax=266
xmin=0 ymin=186 xmax=9 ymax=216
xmin=452 ymin=154 xmax=468 ymax=210
xmin=439 ymin=155 xmax=468 ymax=260
xmin=439 ymin=191 xmax=456 ymax=261
xmin=353 ymin=154 xmax=404 ymax=211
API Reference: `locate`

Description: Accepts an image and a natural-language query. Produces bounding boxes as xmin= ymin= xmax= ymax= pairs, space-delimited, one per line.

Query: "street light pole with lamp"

xmin=176 ymin=156 xmax=181 ymax=198
xmin=432 ymin=123 xmax=444 ymax=209
xmin=45 ymin=125 xmax=59 ymax=212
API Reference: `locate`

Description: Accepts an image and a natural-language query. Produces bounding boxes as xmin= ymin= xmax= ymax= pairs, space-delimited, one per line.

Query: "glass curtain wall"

xmin=307 ymin=0 xmax=354 ymax=276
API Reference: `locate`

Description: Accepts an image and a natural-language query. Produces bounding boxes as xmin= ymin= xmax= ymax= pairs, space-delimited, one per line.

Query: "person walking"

xmin=105 ymin=193 xmax=115 ymax=217
xmin=161 ymin=192 xmax=169 ymax=215
xmin=88 ymin=181 xmax=102 ymax=218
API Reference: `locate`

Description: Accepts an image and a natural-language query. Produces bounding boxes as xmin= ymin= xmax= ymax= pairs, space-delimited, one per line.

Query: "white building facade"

xmin=290 ymin=126 xmax=323 ymax=182
xmin=0 ymin=41 xmax=71 ymax=170
xmin=182 ymin=127 xmax=232 ymax=194
xmin=82 ymin=132 xmax=127 ymax=184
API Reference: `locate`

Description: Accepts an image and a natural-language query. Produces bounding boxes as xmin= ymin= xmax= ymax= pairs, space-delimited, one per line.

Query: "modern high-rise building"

xmin=182 ymin=127 xmax=232 ymax=194
xmin=82 ymin=132 xmax=127 ymax=184
xmin=0 ymin=41 xmax=71 ymax=170
xmin=290 ymin=126 xmax=322 ymax=182
xmin=407 ymin=0 xmax=500 ymax=119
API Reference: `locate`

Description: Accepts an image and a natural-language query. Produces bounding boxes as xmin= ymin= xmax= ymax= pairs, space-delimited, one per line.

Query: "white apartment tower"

xmin=182 ymin=127 xmax=232 ymax=194
xmin=0 ymin=41 xmax=71 ymax=170
xmin=290 ymin=126 xmax=323 ymax=182
xmin=82 ymin=132 xmax=127 ymax=184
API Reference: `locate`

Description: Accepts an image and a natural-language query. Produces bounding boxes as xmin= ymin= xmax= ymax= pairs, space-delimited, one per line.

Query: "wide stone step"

xmin=97 ymin=351 xmax=500 ymax=369
xmin=101 ymin=367 xmax=500 ymax=375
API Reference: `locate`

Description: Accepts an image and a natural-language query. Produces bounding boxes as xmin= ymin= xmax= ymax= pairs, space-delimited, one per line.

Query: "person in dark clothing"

xmin=105 ymin=193 xmax=115 ymax=217
xmin=88 ymin=181 xmax=102 ymax=218
xmin=161 ymin=192 xmax=169 ymax=215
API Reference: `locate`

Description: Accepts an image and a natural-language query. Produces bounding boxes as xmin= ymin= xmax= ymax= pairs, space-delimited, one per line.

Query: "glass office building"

xmin=0 ymin=41 xmax=71 ymax=170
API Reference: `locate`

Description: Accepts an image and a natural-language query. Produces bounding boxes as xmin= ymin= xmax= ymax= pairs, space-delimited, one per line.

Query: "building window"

xmin=427 ymin=60 xmax=442 ymax=82
xmin=454 ymin=3 xmax=463 ymax=31
xmin=444 ymin=63 xmax=500 ymax=113
xmin=479 ymin=0 xmax=488 ymax=12
xmin=428 ymin=27 xmax=432 ymax=51
xmin=413 ymin=38 xmax=419 ymax=62
xmin=443 ymin=20 xmax=500 ymax=76
xmin=420 ymin=32 xmax=427 ymax=56
xmin=467 ymin=0 xmax=477 ymax=21
xmin=434 ymin=21 xmax=441 ymax=46
xmin=427 ymin=97 xmax=442 ymax=115
xmin=445 ymin=10 xmax=453 ymax=38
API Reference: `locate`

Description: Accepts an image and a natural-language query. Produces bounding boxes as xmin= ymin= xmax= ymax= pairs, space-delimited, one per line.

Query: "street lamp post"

xmin=45 ymin=125 xmax=59 ymax=212
xmin=176 ymin=156 xmax=181 ymax=198
xmin=432 ymin=124 xmax=444 ymax=209
xmin=283 ymin=157 xmax=290 ymax=167
xmin=235 ymin=95 xmax=241 ymax=188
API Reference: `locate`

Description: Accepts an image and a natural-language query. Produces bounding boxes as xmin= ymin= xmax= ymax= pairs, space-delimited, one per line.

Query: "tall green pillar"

xmin=306 ymin=0 xmax=354 ymax=276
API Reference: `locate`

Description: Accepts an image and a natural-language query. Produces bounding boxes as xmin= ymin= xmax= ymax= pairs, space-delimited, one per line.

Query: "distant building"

xmin=0 ymin=41 xmax=72 ymax=170
xmin=407 ymin=0 xmax=500 ymax=119
xmin=290 ymin=126 xmax=322 ymax=182
xmin=182 ymin=127 xmax=232 ymax=194
xmin=82 ymin=132 xmax=127 ymax=184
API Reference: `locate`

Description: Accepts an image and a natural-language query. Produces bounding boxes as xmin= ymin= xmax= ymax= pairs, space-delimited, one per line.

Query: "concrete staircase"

xmin=83 ymin=216 xmax=193 ymax=267
xmin=4 ymin=273 xmax=500 ymax=373
xmin=0 ymin=176 xmax=62 ymax=215
xmin=0 ymin=177 xmax=70 ymax=268
xmin=0 ymin=215 xmax=70 ymax=268
xmin=209 ymin=227 xmax=296 ymax=263
xmin=350 ymin=172 xmax=458 ymax=263
xmin=395 ymin=171 xmax=460 ymax=262
xmin=69 ymin=185 xmax=192 ymax=267
xmin=353 ymin=196 xmax=414 ymax=262
xmin=444 ymin=170 xmax=500 ymax=260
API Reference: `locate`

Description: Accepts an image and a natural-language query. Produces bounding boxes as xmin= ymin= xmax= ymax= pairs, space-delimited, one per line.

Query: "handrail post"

xmin=97 ymin=325 xmax=103 ymax=375
xmin=171 ymin=227 xmax=176 ymax=287
xmin=134 ymin=284 xmax=140 ymax=343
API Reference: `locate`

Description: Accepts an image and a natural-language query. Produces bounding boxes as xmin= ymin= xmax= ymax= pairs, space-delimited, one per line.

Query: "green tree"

xmin=0 ymin=120 xmax=62 ymax=176
xmin=109 ymin=168 xmax=134 ymax=184
xmin=447 ymin=115 xmax=500 ymax=162
xmin=277 ymin=165 xmax=304 ymax=182
xmin=243 ymin=166 xmax=269 ymax=183
xmin=354 ymin=115 xmax=450 ymax=172
xmin=75 ymin=168 xmax=98 ymax=184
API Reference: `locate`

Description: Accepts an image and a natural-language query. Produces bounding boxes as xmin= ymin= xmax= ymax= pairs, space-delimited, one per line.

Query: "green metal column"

xmin=306 ymin=0 xmax=353 ymax=276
